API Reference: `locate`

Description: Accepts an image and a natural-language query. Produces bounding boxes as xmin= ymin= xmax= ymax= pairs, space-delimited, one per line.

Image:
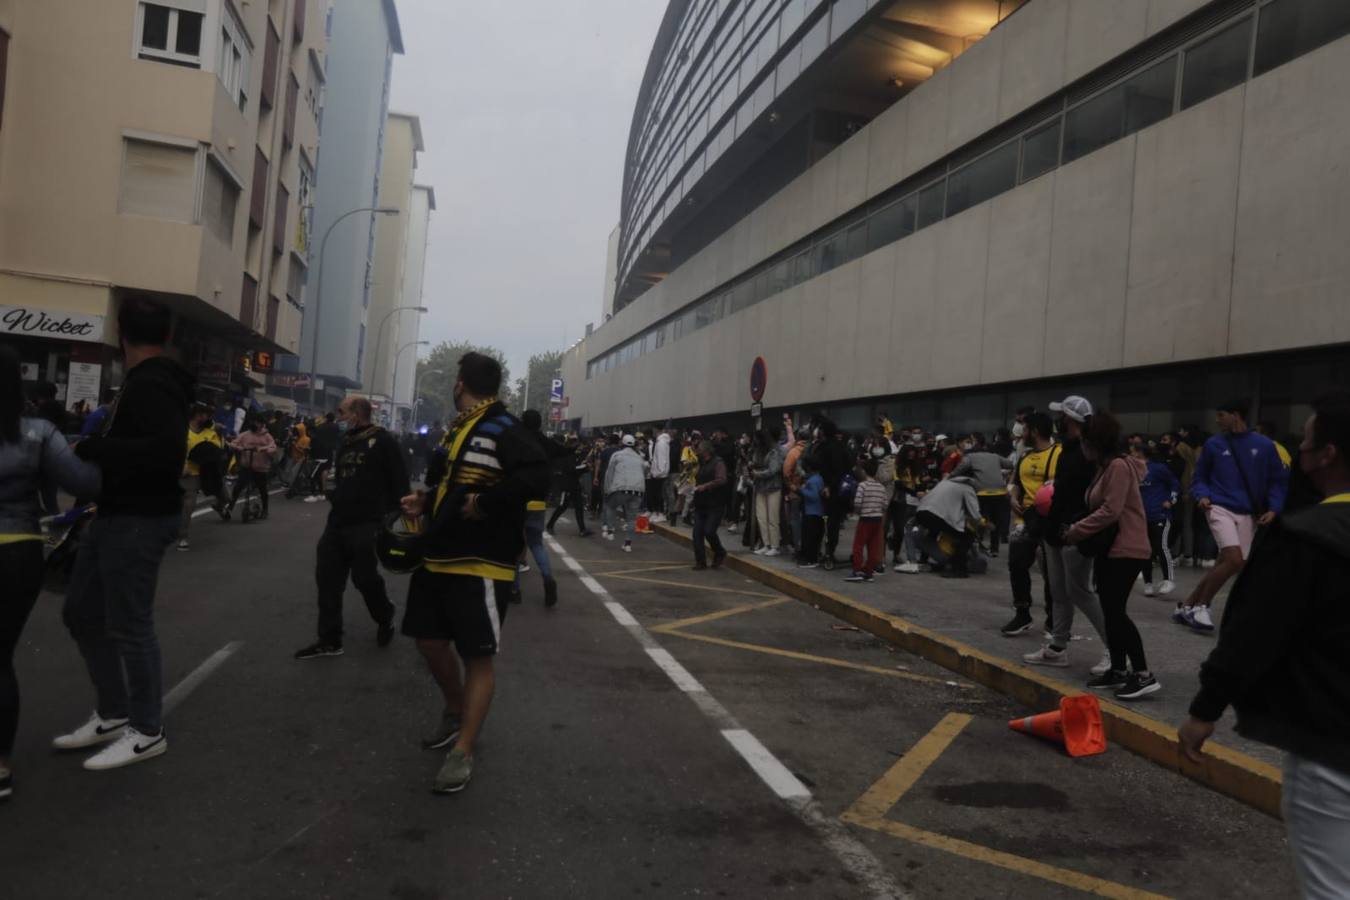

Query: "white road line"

xmin=190 ymin=487 xmax=285 ymax=518
xmin=645 ymin=647 xmax=707 ymax=693
xmin=722 ymin=729 xmax=811 ymax=800
xmin=163 ymin=641 xmax=243 ymax=714
xmin=543 ymin=534 xmax=910 ymax=900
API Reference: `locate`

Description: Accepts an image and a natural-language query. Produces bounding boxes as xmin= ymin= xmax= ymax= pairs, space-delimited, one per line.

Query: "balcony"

xmin=249 ymin=146 xmax=268 ymax=228
xmin=282 ymin=73 xmax=299 ymax=149
xmin=266 ymin=294 xmax=280 ymax=340
xmin=293 ymin=0 xmax=306 ymax=43
xmin=273 ymin=181 xmax=289 ymax=256
xmin=260 ymin=22 xmax=280 ymax=109
xmin=241 ymin=273 xmax=258 ymax=330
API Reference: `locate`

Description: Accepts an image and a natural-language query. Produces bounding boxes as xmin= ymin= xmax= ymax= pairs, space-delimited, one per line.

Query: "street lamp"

xmin=307 ymin=206 xmax=400 ymax=413
xmin=389 ymin=340 xmax=429 ymax=429
xmin=369 ymin=304 xmax=429 ymax=413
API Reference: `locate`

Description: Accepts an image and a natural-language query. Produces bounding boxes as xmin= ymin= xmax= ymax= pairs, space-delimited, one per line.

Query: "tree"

xmin=518 ymin=350 xmax=566 ymax=420
xmin=413 ymin=341 xmax=514 ymax=427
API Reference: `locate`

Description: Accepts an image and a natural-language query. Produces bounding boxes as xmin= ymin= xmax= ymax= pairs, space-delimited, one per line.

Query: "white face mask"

xmin=870 ymin=446 xmax=885 ymax=459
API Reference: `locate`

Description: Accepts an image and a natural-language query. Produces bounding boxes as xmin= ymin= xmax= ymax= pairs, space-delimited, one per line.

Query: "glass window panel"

xmin=830 ymin=0 xmax=866 ymax=41
xmin=751 ymin=77 xmax=773 ymax=118
xmin=736 ymin=97 xmax=754 ymax=136
xmin=201 ymin=158 xmax=238 ymax=246
xmin=1019 ymin=118 xmax=1061 ymax=182
xmin=768 ymin=259 xmax=790 ymax=295
xmin=792 ymin=248 xmax=816 ymax=284
xmin=867 ymin=195 xmax=914 ymax=251
xmin=1064 ymin=58 xmax=1176 ymax=163
xmin=799 ymin=14 xmax=828 ymax=67
xmin=814 ymin=230 xmax=845 ymax=273
xmin=1255 ymin=0 xmax=1350 ymax=76
xmin=946 ymin=141 xmax=1018 ymax=217
xmin=775 ymin=42 xmax=802 ymax=94
xmin=119 ymin=139 xmax=197 ymax=222
xmin=730 ymin=278 xmax=757 ymax=314
xmin=781 ymin=0 xmax=807 ymax=37
xmin=916 ymin=180 xmax=945 ymax=229
xmin=1182 ymin=19 xmax=1252 ymax=110
xmin=844 ymin=220 xmax=868 ymax=262
xmin=1123 ymin=57 xmax=1177 ymax=134
xmin=176 ymin=10 xmax=203 ymax=56
xmin=753 ymin=269 xmax=772 ymax=304
xmin=142 ymin=5 xmax=170 ymax=50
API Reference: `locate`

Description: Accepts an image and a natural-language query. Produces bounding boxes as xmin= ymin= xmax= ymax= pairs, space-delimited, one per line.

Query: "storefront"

xmin=2 ymin=295 xmax=116 ymax=421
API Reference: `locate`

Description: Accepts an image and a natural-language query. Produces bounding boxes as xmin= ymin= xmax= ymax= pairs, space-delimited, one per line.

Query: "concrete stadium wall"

xmin=564 ymin=0 xmax=1350 ymax=428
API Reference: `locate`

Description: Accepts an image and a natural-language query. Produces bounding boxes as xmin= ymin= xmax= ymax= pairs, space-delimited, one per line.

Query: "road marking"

xmin=645 ymin=647 xmax=706 ymax=693
xmin=600 ymin=571 xmax=782 ymax=598
xmin=654 ymin=597 xmax=792 ymax=631
xmin=163 ymin=641 xmax=243 ymax=714
xmin=591 ymin=563 xmax=694 ymax=577
xmin=842 ymin=714 xmax=1170 ymax=900
xmin=722 ymin=729 xmax=810 ymax=799
xmin=544 ymin=534 xmax=909 ymax=900
xmin=604 ymin=601 xmax=639 ymax=627
xmin=657 ymin=629 xmax=962 ymax=687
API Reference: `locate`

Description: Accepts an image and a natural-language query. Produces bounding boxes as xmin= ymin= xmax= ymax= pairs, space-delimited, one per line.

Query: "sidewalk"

xmin=655 ymin=512 xmax=1278 ymax=780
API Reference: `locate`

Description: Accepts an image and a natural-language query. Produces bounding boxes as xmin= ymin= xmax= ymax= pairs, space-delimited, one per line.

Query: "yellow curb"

xmin=655 ymin=523 xmax=1283 ymax=818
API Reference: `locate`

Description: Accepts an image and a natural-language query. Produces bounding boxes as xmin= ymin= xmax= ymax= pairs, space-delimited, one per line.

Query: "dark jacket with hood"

xmin=1189 ymin=497 xmax=1350 ymax=774
xmin=74 ymin=356 xmax=192 ymax=517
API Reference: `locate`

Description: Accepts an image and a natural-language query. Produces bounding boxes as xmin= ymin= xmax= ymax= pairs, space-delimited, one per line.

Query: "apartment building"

xmin=0 ymin=0 xmax=327 ymax=411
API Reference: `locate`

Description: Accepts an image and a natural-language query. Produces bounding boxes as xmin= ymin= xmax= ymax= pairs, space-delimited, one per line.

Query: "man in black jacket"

xmin=1180 ymin=391 xmax=1350 ymax=898
xmin=547 ymin=434 xmax=592 ymax=537
xmin=54 ymin=296 xmax=191 ymax=771
xmin=809 ymin=418 xmax=853 ymax=570
xmin=295 ymin=395 xmax=409 ymax=660
xmin=399 ymin=352 xmax=548 ymax=793
xmin=1023 ymin=396 xmax=1109 ymax=673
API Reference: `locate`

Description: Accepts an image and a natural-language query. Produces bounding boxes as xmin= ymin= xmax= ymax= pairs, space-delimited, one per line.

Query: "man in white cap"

xmin=1023 ymin=395 xmax=1112 ymax=677
xmin=603 ymin=433 xmax=647 ymax=553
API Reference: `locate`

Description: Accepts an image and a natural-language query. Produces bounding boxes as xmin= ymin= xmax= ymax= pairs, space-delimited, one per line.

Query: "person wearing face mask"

xmin=949 ymin=432 xmax=1014 ymax=556
xmin=294 ymin=395 xmax=409 ymax=660
xmin=1179 ymin=392 xmax=1350 ymax=898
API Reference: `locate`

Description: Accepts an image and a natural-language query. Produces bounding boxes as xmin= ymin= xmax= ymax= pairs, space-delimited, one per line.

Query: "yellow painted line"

xmin=590 ymin=564 xmax=694 ymax=577
xmin=654 ymin=628 xmax=961 ymax=687
xmin=844 ymin=713 xmax=973 ymax=821
xmin=844 ymin=815 xmax=1172 ymax=900
xmin=600 ymin=571 xmax=781 ymax=598
xmin=653 ymin=597 xmax=791 ymax=631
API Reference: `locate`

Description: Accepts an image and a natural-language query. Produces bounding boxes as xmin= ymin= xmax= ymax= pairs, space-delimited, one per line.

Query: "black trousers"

xmin=1096 ymin=557 xmax=1148 ymax=673
xmin=691 ymin=505 xmax=726 ymax=566
xmin=799 ymin=514 xmax=824 ymax=564
xmin=0 ymin=542 xmax=43 ymax=756
xmin=547 ymin=485 xmax=587 ymax=533
xmin=1008 ymin=530 xmax=1053 ymax=628
xmin=315 ymin=520 xmax=395 ymax=644
xmin=978 ymin=494 xmax=1011 ymax=553
xmin=646 ymin=477 xmax=667 ymax=514
xmin=824 ymin=493 xmax=850 ymax=560
xmin=1142 ymin=519 xmax=1174 ymax=583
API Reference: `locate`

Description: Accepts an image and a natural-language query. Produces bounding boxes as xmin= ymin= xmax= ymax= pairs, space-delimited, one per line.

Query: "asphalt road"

xmin=0 ymin=496 xmax=1296 ymax=899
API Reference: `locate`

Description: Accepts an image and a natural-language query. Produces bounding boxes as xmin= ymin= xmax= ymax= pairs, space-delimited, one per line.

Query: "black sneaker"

xmin=711 ymin=550 xmax=726 ymax=569
xmin=294 ymin=641 xmax=343 ymax=660
xmin=1115 ymin=672 xmax=1161 ymax=700
xmin=376 ymin=622 xmax=395 ymax=647
xmin=579 ymin=529 xmax=594 ymax=537
xmin=421 ymin=710 xmax=462 ymax=750
xmin=510 ymin=583 xmax=523 ymax=604
xmin=1086 ymin=669 xmax=1128 ymax=690
xmin=543 ymin=577 xmax=558 ymax=608
xmin=844 ymin=571 xmax=867 ymax=583
xmin=822 ymin=556 xmax=836 ymax=571
xmin=1000 ymin=613 xmax=1034 ymax=637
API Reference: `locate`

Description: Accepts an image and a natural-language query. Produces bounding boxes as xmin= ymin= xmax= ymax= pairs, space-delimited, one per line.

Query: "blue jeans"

xmin=606 ymin=492 xmax=641 ymax=538
xmin=1284 ymin=753 xmax=1350 ymax=899
xmin=523 ymin=510 xmax=552 ymax=579
xmin=63 ymin=514 xmax=178 ymax=735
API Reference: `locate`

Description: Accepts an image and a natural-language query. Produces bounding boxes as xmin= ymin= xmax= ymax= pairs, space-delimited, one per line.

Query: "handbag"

xmin=1066 ymin=458 xmax=1129 ymax=558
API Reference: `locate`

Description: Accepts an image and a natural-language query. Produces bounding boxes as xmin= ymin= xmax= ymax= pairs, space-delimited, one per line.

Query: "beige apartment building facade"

xmin=0 ymin=0 xmax=326 ymax=412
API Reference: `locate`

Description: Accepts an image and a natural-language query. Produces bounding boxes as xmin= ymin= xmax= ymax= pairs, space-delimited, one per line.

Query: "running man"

xmin=399 ymin=352 xmax=548 ymax=793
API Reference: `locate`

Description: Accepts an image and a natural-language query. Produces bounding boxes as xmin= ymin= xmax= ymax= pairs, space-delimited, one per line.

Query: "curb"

xmin=654 ymin=523 xmax=1283 ymax=818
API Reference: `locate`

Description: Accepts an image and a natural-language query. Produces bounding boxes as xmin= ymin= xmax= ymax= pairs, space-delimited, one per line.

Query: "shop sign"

xmin=1 ymin=305 xmax=105 ymax=344
xmin=66 ymin=363 xmax=102 ymax=413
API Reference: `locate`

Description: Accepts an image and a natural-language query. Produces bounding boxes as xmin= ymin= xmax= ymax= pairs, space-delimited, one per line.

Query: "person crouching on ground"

xmin=846 ymin=459 xmax=888 ymax=582
xmin=398 ymin=352 xmax=548 ymax=793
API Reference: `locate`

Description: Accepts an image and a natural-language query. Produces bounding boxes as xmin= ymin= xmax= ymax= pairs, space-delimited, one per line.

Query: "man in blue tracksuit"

xmin=1133 ymin=440 xmax=1180 ymax=596
xmin=1175 ymin=400 xmax=1289 ymax=632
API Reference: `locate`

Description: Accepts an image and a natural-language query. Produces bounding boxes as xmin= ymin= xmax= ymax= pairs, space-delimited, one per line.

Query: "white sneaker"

xmin=622 ymin=542 xmax=632 ymax=553
xmin=1190 ymin=605 xmax=1215 ymax=631
xmin=1090 ymin=652 xmax=1112 ymax=676
xmin=650 ymin=514 xmax=666 ymax=523
xmin=603 ymin=532 xmax=614 ymax=541
xmin=894 ymin=562 xmax=920 ymax=574
xmin=763 ymin=547 xmax=780 ymax=557
xmin=1143 ymin=582 xmax=1156 ymax=597
xmin=517 ymin=562 xmax=530 ymax=573
xmin=176 ymin=539 xmax=189 ymax=551
xmin=1023 ymin=645 xmax=1069 ymax=668
xmin=304 ymin=494 xmax=324 ymax=503
xmin=752 ymin=546 xmax=766 ymax=555
xmin=82 ymin=727 xmax=167 ymax=771
xmin=1177 ymin=555 xmax=1193 ymax=567
xmin=1200 ymin=559 xmax=1216 ymax=569
xmin=1158 ymin=579 xmax=1176 ymax=596
xmin=52 ymin=712 xmax=129 ymax=751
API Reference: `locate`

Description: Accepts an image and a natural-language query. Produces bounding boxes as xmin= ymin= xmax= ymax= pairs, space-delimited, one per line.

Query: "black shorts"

xmin=401 ymin=569 xmax=511 ymax=657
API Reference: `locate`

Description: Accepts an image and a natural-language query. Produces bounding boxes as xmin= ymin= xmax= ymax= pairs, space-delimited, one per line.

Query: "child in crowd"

xmin=797 ymin=460 xmax=825 ymax=567
xmin=846 ymin=459 xmax=888 ymax=583
xmin=1135 ymin=439 xmax=1181 ymax=596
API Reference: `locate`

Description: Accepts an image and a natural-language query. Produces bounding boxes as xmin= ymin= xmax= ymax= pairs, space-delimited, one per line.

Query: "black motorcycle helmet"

xmin=375 ymin=512 xmax=426 ymax=574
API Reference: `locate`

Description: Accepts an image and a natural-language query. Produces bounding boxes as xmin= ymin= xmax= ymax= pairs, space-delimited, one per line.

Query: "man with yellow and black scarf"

xmin=397 ymin=352 xmax=548 ymax=794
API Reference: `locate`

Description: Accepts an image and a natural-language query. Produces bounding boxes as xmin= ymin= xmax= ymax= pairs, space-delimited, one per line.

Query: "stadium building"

xmin=560 ymin=0 xmax=1350 ymax=437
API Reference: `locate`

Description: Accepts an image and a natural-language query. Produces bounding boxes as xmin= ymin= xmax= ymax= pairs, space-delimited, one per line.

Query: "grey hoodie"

xmin=604 ymin=446 xmax=647 ymax=494
xmin=950 ymin=450 xmax=1013 ymax=493
xmin=916 ymin=477 xmax=982 ymax=533
xmin=0 ymin=418 xmax=102 ymax=535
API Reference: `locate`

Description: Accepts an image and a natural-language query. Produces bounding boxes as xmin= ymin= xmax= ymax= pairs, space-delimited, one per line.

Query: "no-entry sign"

xmin=750 ymin=356 xmax=767 ymax=402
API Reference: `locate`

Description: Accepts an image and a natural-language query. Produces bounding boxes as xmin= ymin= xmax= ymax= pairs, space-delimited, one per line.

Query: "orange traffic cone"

xmin=635 ymin=513 xmax=652 ymax=534
xmin=1008 ymin=695 xmax=1106 ymax=757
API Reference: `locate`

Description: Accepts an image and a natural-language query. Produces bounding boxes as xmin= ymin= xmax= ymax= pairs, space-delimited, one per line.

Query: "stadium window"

xmin=1019 ymin=118 xmax=1061 ymax=183
xmin=946 ymin=141 xmax=1018 ymax=217
xmin=1064 ymin=57 xmax=1176 ymax=163
xmin=915 ymin=180 xmax=946 ymax=229
xmin=1254 ymin=0 xmax=1350 ymax=76
xmin=867 ymin=194 xmax=916 ymax=252
xmin=1182 ymin=18 xmax=1253 ymax=110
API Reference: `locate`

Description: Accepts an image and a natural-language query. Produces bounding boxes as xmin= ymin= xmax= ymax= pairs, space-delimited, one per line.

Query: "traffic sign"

xmin=550 ymin=378 xmax=564 ymax=403
xmin=750 ymin=356 xmax=767 ymax=402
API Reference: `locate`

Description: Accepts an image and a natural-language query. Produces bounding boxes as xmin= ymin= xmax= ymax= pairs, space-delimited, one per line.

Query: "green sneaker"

xmin=433 ymin=747 xmax=473 ymax=794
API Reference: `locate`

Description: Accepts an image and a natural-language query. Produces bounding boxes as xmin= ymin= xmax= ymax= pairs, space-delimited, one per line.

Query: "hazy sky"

xmin=388 ymin=1 xmax=666 ymax=381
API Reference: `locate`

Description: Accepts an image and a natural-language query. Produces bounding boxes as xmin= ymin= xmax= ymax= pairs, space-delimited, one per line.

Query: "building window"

xmin=946 ymin=141 xmax=1019 ymax=218
xmin=296 ymin=153 xmax=314 ymax=254
xmin=201 ymin=156 xmax=239 ymax=246
xmin=287 ymin=258 xmax=305 ymax=307
xmin=0 ymin=29 xmax=9 ymax=132
xmin=136 ymin=3 xmax=204 ymax=69
xmin=218 ymin=7 xmax=251 ymax=111
xmin=119 ymin=138 xmax=198 ymax=222
xmin=1063 ymin=57 xmax=1176 ymax=163
xmin=1255 ymin=0 xmax=1350 ymax=76
xmin=915 ymin=180 xmax=946 ymax=229
xmin=1019 ymin=118 xmax=1061 ymax=183
xmin=1181 ymin=18 xmax=1253 ymax=111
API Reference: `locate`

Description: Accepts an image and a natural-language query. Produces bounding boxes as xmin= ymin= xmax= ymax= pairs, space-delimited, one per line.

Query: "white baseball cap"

xmin=622 ymin=433 xmax=636 ymax=446
xmin=1049 ymin=395 xmax=1093 ymax=423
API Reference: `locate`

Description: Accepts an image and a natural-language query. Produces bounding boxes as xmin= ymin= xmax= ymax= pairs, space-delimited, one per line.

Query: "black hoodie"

xmin=75 ymin=355 xmax=193 ymax=517
xmin=1189 ymin=498 xmax=1350 ymax=774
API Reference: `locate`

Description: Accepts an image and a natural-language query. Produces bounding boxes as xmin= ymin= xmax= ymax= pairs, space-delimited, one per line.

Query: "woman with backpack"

xmin=1062 ymin=410 xmax=1159 ymax=701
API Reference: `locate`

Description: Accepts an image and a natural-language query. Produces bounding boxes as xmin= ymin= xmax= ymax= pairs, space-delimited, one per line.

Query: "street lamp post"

xmin=369 ymin=304 xmax=428 ymax=421
xmin=307 ymin=206 xmax=400 ymax=413
xmin=389 ymin=340 xmax=429 ymax=430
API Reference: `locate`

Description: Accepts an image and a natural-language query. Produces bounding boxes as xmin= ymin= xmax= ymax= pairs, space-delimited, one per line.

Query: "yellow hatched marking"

xmin=600 ymin=571 xmax=781 ymax=598
xmin=652 ymin=597 xmax=791 ymax=631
